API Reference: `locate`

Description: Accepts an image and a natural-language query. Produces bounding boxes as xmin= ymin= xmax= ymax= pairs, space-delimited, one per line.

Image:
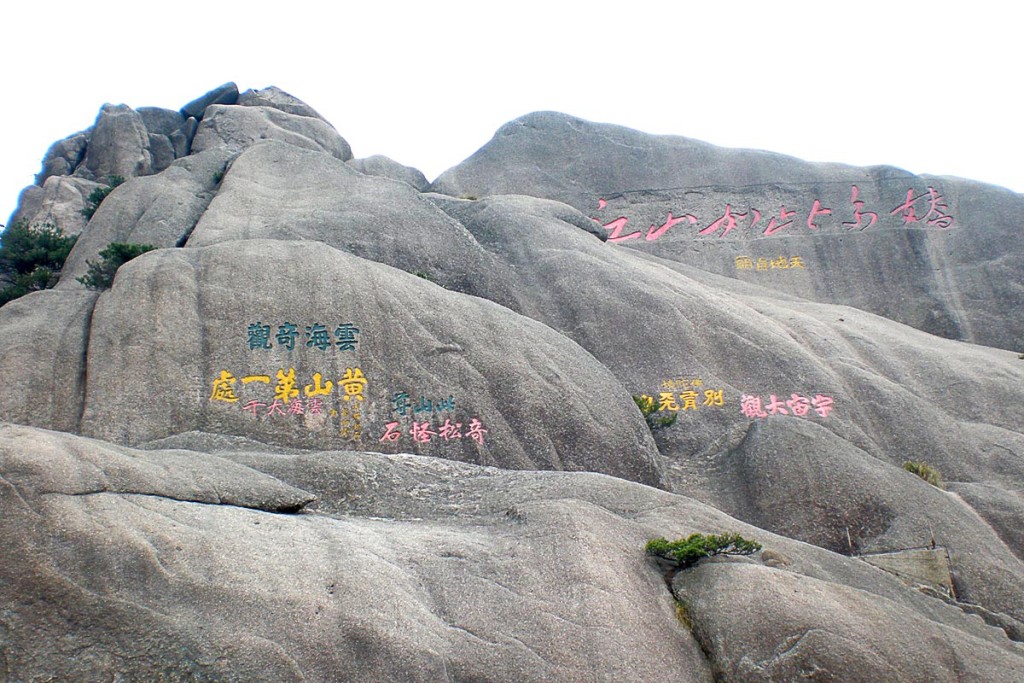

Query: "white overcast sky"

xmin=2 ymin=1 xmax=1020 ymax=224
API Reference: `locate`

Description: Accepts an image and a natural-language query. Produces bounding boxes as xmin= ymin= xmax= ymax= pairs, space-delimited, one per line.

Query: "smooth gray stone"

xmin=10 ymin=174 xmax=99 ymax=235
xmin=2 ymin=423 xmax=1020 ymax=682
xmin=431 ymin=111 xmax=1024 ymax=352
xmin=147 ymin=133 xmax=176 ymax=173
xmin=0 ymin=290 xmax=98 ymax=432
xmin=238 ymin=85 xmax=327 ymax=120
xmin=56 ymin=147 xmax=233 ymax=286
xmin=348 ymin=154 xmax=430 ymax=191
xmin=674 ymin=561 xmax=1024 ymax=683
xmin=137 ymin=106 xmax=186 ymax=136
xmin=190 ymin=104 xmax=351 ymax=160
xmin=179 ymin=81 xmax=239 ymax=120
xmin=81 ymin=103 xmax=153 ymax=179
xmin=77 ymin=239 xmax=664 ymax=487
xmin=35 ymin=131 xmax=89 ymax=184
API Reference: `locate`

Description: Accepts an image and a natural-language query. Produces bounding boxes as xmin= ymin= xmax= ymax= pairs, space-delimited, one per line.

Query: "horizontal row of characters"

xmin=210 ymin=368 xmax=367 ymax=404
xmin=636 ymin=390 xmax=725 ymax=412
xmin=596 ymin=185 xmax=954 ymax=242
xmin=246 ymin=322 xmax=361 ymax=351
xmin=380 ymin=418 xmax=487 ymax=445
xmin=659 ymin=377 xmax=705 ymax=390
xmin=637 ymin=391 xmax=834 ymax=418
xmin=735 ymin=256 xmax=805 ymax=271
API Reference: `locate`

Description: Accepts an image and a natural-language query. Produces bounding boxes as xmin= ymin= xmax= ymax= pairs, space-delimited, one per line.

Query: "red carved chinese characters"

xmin=592 ymin=183 xmax=954 ymax=244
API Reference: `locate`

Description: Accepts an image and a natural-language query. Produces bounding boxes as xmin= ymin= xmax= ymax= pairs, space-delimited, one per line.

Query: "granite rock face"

xmin=2 ymin=423 xmax=1021 ymax=682
xmin=348 ymin=154 xmax=431 ymax=190
xmin=431 ymin=111 xmax=1024 ymax=352
xmin=1 ymin=86 xmax=1023 ymax=681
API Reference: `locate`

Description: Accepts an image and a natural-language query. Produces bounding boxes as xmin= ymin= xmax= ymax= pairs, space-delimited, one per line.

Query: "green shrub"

xmin=81 ymin=175 xmax=125 ymax=219
xmin=0 ymin=221 xmax=78 ymax=305
xmin=645 ymin=533 xmax=762 ymax=569
xmin=633 ymin=394 xmax=678 ymax=430
xmin=77 ymin=242 xmax=157 ymax=290
xmin=633 ymin=394 xmax=656 ymax=416
xmin=903 ymin=461 xmax=945 ymax=489
xmin=673 ymin=598 xmax=693 ymax=628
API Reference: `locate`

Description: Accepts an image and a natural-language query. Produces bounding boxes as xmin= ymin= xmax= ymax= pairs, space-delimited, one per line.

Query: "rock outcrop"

xmin=431 ymin=111 xmax=1024 ymax=352
xmin=1 ymin=84 xmax=1022 ymax=681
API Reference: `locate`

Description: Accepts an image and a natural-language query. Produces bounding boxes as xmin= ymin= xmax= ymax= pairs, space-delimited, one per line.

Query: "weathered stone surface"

xmin=710 ymin=414 xmax=1024 ymax=622
xmin=56 ymin=147 xmax=233 ymax=285
xmin=78 ymin=239 xmax=664 ymax=486
xmin=81 ymin=103 xmax=153 ymax=179
xmin=35 ymin=130 xmax=89 ymax=184
xmin=9 ymin=174 xmax=99 ymax=235
xmin=3 ymin=87 xmax=1024 ymax=681
xmin=949 ymin=482 xmax=1024 ymax=560
xmin=349 ymin=154 xmax=430 ymax=190
xmin=0 ymin=423 xmax=314 ymax=511
xmin=860 ymin=548 xmax=955 ymax=596
xmin=169 ymin=115 xmax=198 ymax=158
xmin=2 ymin=424 xmax=1020 ymax=682
xmin=147 ymin=132 xmax=176 ymax=172
xmin=238 ymin=85 xmax=327 ymax=120
xmin=0 ymin=290 xmax=97 ymax=432
xmin=673 ymin=561 xmax=1024 ymax=682
xmin=186 ymin=140 xmax=520 ymax=306
xmin=431 ymin=111 xmax=1024 ymax=352
xmin=137 ymin=106 xmax=186 ymax=136
xmin=191 ymin=104 xmax=352 ymax=160
xmin=180 ymin=81 xmax=239 ymax=120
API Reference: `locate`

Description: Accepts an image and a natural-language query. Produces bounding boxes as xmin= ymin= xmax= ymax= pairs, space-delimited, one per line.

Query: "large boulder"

xmin=9 ymin=174 xmax=99 ymax=235
xmin=674 ymin=560 xmax=1024 ymax=682
xmin=81 ymin=103 xmax=154 ymax=180
xmin=190 ymin=104 xmax=352 ymax=160
xmin=0 ymin=289 xmax=98 ymax=432
xmin=238 ymin=85 xmax=328 ymax=120
xmin=185 ymin=140 xmax=521 ymax=307
xmin=35 ymin=130 xmax=89 ymax=185
xmin=77 ymin=239 xmax=664 ymax=486
xmin=180 ymin=81 xmax=240 ymax=120
xmin=349 ymin=154 xmax=430 ymax=190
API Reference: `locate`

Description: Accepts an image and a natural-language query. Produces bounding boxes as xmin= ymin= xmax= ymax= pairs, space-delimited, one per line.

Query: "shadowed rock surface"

xmin=1 ymin=84 xmax=1023 ymax=681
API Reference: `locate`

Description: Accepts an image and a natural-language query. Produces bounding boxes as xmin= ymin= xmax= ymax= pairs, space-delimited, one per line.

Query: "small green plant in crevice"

xmin=903 ymin=460 xmax=945 ymax=489
xmin=77 ymin=242 xmax=158 ymax=290
xmin=414 ymin=270 xmax=436 ymax=283
xmin=81 ymin=175 xmax=126 ymax=219
xmin=633 ymin=394 xmax=678 ymax=430
xmin=645 ymin=533 xmax=763 ymax=570
xmin=673 ymin=598 xmax=693 ymax=629
xmin=0 ymin=221 xmax=78 ymax=306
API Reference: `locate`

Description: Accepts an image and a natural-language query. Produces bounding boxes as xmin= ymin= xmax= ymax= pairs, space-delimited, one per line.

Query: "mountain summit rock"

xmin=2 ymin=83 xmax=1022 ymax=681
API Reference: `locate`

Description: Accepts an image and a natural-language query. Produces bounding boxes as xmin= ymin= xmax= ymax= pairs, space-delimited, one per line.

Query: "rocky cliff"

xmin=1 ymin=83 xmax=1022 ymax=682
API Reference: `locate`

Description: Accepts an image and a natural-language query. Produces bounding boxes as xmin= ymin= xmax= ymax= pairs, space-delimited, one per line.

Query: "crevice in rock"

xmin=73 ymin=293 xmax=100 ymax=435
xmin=37 ymin=488 xmax=313 ymax=514
xmin=653 ymin=562 xmax=725 ymax=683
xmin=916 ymin=584 xmax=1024 ymax=643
